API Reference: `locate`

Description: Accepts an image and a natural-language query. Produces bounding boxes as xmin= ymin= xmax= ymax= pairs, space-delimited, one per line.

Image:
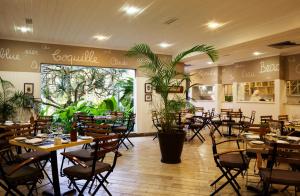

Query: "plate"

xmin=246 ymin=135 xmax=260 ymax=139
xmin=287 ymin=136 xmax=300 ymax=141
xmin=276 ymin=140 xmax=289 ymax=144
xmin=25 ymin=138 xmax=44 ymax=144
xmin=242 ymin=132 xmax=253 ymax=135
xmin=14 ymin=137 xmax=27 ymax=141
xmin=80 ymin=136 xmax=93 ymax=140
xmin=36 ymin=133 xmax=48 ymax=138
xmin=250 ymin=140 xmax=264 ymax=145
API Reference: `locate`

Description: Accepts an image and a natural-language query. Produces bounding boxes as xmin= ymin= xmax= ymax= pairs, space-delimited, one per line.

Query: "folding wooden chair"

xmin=0 ymin=156 xmax=43 ymax=196
xmin=62 ymin=134 xmax=121 ymax=196
xmin=113 ymin=113 xmax=135 ymax=149
xmin=209 ymin=130 xmax=249 ymax=196
xmin=260 ymin=115 xmax=273 ymax=124
xmin=260 ymin=142 xmax=300 ymax=195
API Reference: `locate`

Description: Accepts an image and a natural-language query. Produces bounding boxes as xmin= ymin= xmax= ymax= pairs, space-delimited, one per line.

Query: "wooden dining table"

xmin=9 ymin=137 xmax=93 ymax=196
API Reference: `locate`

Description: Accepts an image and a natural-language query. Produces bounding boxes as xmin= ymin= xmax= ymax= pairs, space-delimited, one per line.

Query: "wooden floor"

xmin=0 ymin=128 xmax=296 ymax=195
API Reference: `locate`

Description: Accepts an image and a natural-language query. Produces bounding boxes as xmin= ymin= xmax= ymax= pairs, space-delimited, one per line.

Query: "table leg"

xmin=43 ymin=151 xmax=61 ymax=196
xmin=43 ymin=151 xmax=76 ymax=196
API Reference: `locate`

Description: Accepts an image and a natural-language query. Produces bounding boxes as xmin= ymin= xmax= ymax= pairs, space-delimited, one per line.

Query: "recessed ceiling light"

xmin=93 ymin=35 xmax=111 ymax=41
xmin=207 ymin=61 xmax=213 ymax=65
xmin=253 ymin=51 xmax=264 ymax=56
xmin=15 ymin=26 xmax=32 ymax=33
xmin=158 ymin=42 xmax=172 ymax=48
xmin=206 ymin=21 xmax=224 ymax=30
xmin=121 ymin=5 xmax=143 ymax=15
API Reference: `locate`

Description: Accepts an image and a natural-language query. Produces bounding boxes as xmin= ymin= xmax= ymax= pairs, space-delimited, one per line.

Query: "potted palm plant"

xmin=127 ymin=44 xmax=218 ymax=163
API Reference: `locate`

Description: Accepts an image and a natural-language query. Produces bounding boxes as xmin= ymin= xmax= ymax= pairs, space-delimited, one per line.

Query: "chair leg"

xmin=40 ymin=159 xmax=53 ymax=185
xmin=211 ymin=167 xmax=241 ymax=196
xmin=92 ymin=172 xmax=111 ymax=196
xmin=0 ymin=182 xmax=17 ymax=196
xmin=28 ymin=179 xmax=39 ymax=196
xmin=78 ymin=179 xmax=91 ymax=195
xmin=60 ymin=148 xmax=66 ymax=177
xmin=126 ymin=137 xmax=134 ymax=147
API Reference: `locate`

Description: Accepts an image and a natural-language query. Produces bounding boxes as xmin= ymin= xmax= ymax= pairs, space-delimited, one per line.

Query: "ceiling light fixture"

xmin=253 ymin=51 xmax=264 ymax=56
xmin=206 ymin=21 xmax=224 ymax=30
xmin=121 ymin=5 xmax=143 ymax=15
xmin=93 ymin=35 xmax=111 ymax=41
xmin=158 ymin=42 xmax=172 ymax=48
xmin=15 ymin=26 xmax=32 ymax=33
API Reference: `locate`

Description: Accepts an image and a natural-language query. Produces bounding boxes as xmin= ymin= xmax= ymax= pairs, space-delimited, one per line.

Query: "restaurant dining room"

xmin=1 ymin=0 xmax=300 ymax=195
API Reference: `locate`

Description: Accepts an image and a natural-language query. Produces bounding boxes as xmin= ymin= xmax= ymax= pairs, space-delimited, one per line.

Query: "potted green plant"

xmin=0 ymin=77 xmax=29 ymax=123
xmin=127 ymin=44 xmax=218 ymax=163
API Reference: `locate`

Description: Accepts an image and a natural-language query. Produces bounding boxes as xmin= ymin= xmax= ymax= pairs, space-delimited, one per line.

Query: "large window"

xmin=40 ymin=64 xmax=135 ymax=116
xmin=237 ymin=81 xmax=274 ymax=102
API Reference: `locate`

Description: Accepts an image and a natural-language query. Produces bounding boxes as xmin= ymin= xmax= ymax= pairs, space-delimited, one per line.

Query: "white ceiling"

xmin=1 ymin=0 xmax=300 ymax=68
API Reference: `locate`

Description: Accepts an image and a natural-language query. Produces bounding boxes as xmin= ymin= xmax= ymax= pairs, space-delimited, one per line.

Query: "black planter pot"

xmin=158 ymin=131 xmax=186 ymax=164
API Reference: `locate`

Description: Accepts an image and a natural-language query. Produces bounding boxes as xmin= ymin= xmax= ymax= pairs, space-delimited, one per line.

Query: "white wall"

xmin=0 ymin=71 xmax=41 ymax=98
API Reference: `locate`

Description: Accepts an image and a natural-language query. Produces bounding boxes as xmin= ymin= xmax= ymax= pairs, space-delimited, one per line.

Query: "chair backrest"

xmin=7 ymin=124 xmax=35 ymax=137
xmin=34 ymin=118 xmax=52 ymax=133
xmin=278 ymin=114 xmax=289 ymax=122
xmin=260 ymin=115 xmax=272 ymax=124
xmin=84 ymin=123 xmax=111 ymax=137
xmin=77 ymin=115 xmax=94 ymax=124
xmin=91 ymin=134 xmax=121 ymax=175
xmin=195 ymin=107 xmax=204 ymax=113
xmin=244 ymin=125 xmax=270 ymax=136
xmin=228 ymin=111 xmax=243 ymax=120
xmin=37 ymin=115 xmax=53 ymax=121
xmin=249 ymin=111 xmax=256 ymax=124
xmin=220 ymin=108 xmax=233 ymax=118
xmin=265 ymin=141 xmax=300 ymax=172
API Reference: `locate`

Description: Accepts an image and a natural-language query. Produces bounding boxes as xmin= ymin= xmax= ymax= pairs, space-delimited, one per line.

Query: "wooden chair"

xmin=220 ymin=108 xmax=233 ymax=120
xmin=209 ymin=130 xmax=249 ymax=196
xmin=240 ymin=111 xmax=256 ymax=132
xmin=278 ymin=114 xmax=289 ymax=122
xmin=112 ymin=113 xmax=135 ymax=149
xmin=8 ymin=124 xmax=53 ymax=185
xmin=76 ymin=114 xmax=95 ymax=135
xmin=62 ymin=134 xmax=121 ymax=196
xmin=0 ymin=156 xmax=43 ymax=196
xmin=260 ymin=142 xmax=300 ymax=195
xmin=260 ymin=115 xmax=273 ymax=124
xmin=34 ymin=116 xmax=52 ymax=133
xmin=60 ymin=124 xmax=111 ymax=177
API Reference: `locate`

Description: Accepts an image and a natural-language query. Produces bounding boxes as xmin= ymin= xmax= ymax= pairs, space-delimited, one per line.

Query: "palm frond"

xmin=172 ymin=45 xmax=218 ymax=65
xmin=127 ymin=43 xmax=161 ymax=67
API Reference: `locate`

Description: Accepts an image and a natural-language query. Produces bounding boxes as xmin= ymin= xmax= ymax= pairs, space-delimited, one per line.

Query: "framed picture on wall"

xmin=145 ymin=83 xmax=152 ymax=93
xmin=24 ymin=83 xmax=34 ymax=95
xmin=145 ymin=93 xmax=152 ymax=102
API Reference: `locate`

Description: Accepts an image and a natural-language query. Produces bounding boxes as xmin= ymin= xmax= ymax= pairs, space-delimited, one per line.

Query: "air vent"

xmin=25 ymin=18 xmax=33 ymax=25
xmin=164 ymin=17 xmax=178 ymax=25
xmin=268 ymin=41 xmax=300 ymax=49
